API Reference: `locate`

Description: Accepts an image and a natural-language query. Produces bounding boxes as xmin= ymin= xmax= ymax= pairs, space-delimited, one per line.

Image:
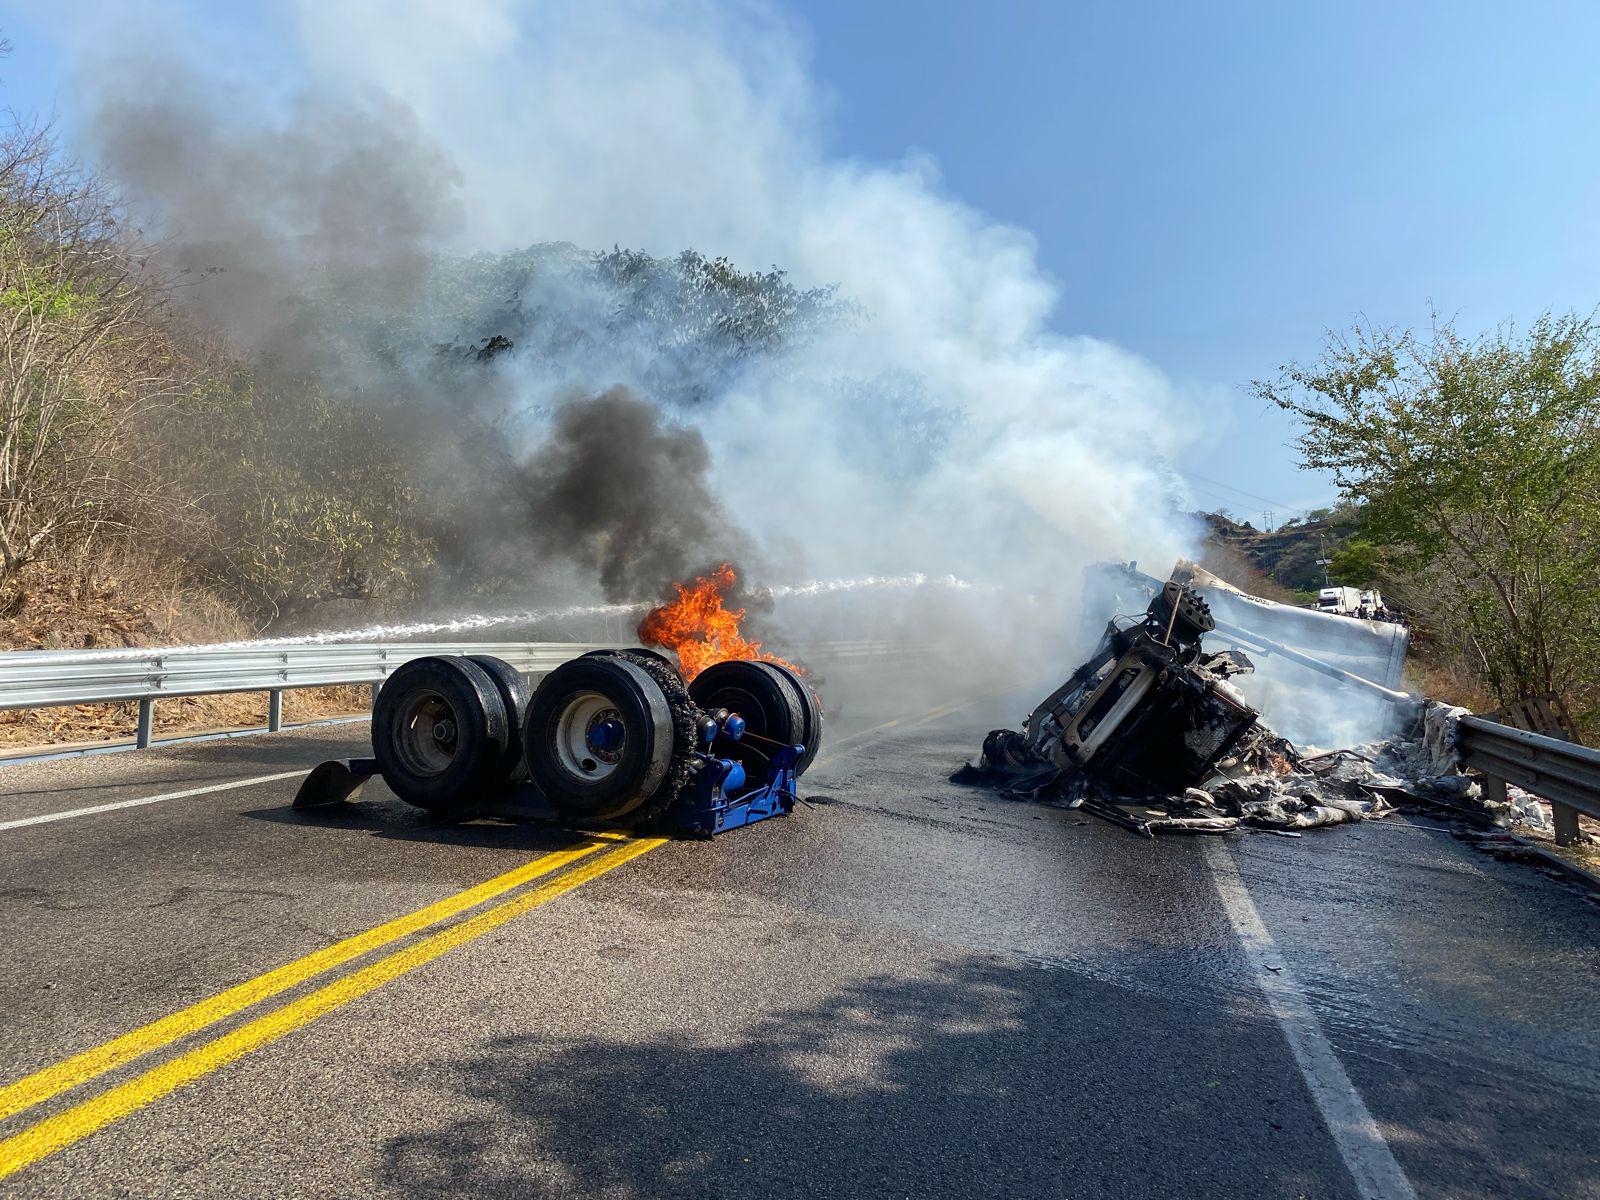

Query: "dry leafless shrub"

xmin=0 ymin=120 xmax=197 ymax=581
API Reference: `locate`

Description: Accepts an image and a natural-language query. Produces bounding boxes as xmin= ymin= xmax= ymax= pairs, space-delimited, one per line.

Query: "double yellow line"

xmin=0 ymin=692 xmax=994 ymax=1182
xmin=0 ymin=834 xmax=665 ymax=1182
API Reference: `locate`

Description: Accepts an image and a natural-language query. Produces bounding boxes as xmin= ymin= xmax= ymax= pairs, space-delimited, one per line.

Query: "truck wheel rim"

xmin=554 ymin=691 xmax=623 ymax=780
xmin=394 ymin=690 xmax=459 ymax=777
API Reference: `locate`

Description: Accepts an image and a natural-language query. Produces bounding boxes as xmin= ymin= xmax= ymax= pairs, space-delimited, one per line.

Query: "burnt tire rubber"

xmin=525 ymin=654 xmax=692 ymax=823
xmin=581 ymin=646 xmax=684 ymax=680
xmin=982 ymin=728 xmax=1037 ymax=772
xmin=688 ymin=660 xmax=804 ymax=775
xmin=372 ymin=656 xmax=510 ymax=813
xmin=610 ymin=651 xmax=702 ymax=822
xmin=466 ymin=655 xmax=533 ymax=784
xmin=761 ymin=660 xmax=822 ymax=777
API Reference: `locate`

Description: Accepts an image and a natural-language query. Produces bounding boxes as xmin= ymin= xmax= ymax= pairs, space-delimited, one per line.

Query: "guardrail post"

xmin=1552 ymin=802 xmax=1582 ymax=846
xmin=371 ymin=682 xmax=381 ymax=710
xmin=268 ymin=689 xmax=284 ymax=733
xmin=136 ymin=699 xmax=155 ymax=749
xmin=1482 ymin=773 xmax=1507 ymax=809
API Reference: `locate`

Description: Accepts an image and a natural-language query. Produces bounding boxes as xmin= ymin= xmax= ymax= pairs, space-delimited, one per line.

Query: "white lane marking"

xmin=0 ymin=771 xmax=309 ymax=832
xmin=1205 ymin=840 xmax=1418 ymax=1200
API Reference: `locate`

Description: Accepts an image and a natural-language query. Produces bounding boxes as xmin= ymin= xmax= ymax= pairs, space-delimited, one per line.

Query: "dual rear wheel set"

xmin=371 ymin=650 xmax=822 ymax=825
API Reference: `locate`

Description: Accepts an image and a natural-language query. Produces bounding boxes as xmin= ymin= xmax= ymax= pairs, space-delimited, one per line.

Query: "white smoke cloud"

xmin=58 ymin=0 xmax=1212 ymax=694
xmin=271 ymin=0 xmax=1203 ymax=586
xmin=290 ymin=0 xmax=820 ymax=263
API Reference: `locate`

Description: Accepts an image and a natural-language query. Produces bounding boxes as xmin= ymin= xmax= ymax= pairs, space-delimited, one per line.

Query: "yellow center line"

xmin=0 ymin=689 xmax=1001 ymax=1180
xmin=814 ymin=689 xmax=1004 ymax=768
xmin=0 ymin=836 xmax=667 ymax=1182
xmin=823 ymin=717 xmax=904 ymax=752
xmin=0 ymin=839 xmax=607 ymax=1124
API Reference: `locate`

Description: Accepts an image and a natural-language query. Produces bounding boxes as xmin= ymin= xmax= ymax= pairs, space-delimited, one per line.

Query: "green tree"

xmin=1256 ymin=313 xmax=1600 ymax=711
xmin=1328 ymin=538 xmax=1384 ymax=587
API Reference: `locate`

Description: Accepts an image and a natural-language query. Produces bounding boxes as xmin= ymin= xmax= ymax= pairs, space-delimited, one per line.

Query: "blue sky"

xmin=4 ymin=1 xmax=1598 ymax=522
xmin=789 ymin=1 xmax=1600 ymax=518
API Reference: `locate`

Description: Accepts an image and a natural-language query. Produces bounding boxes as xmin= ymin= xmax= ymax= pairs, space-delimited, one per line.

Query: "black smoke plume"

xmin=514 ymin=388 xmax=756 ymax=603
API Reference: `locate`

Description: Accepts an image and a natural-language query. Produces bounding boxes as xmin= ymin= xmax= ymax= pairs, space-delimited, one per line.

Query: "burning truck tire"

xmin=523 ymin=652 xmax=699 ymax=823
xmin=371 ymin=656 xmax=515 ymax=813
xmin=466 ymin=654 xmax=534 ymax=784
xmin=764 ymin=660 xmax=823 ymax=777
xmin=352 ymin=639 xmax=822 ymax=835
xmin=581 ymin=646 xmax=682 ymax=678
xmin=688 ymin=660 xmax=820 ymax=777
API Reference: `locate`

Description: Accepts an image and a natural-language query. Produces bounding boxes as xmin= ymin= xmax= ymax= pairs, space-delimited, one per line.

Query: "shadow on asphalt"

xmin=371 ymin=957 xmax=1387 ymax=1200
xmin=241 ymin=803 xmax=585 ymax=853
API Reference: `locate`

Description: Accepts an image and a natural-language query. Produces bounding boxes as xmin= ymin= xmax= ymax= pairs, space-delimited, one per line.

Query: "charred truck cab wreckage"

xmin=957 ymin=562 xmax=1421 ymax=836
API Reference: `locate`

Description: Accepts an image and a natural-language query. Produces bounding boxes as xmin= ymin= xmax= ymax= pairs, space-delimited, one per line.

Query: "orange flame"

xmin=637 ymin=562 xmax=802 ymax=681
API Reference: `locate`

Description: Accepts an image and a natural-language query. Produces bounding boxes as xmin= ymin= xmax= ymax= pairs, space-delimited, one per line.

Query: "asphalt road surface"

xmin=2 ymin=674 xmax=1597 ymax=1199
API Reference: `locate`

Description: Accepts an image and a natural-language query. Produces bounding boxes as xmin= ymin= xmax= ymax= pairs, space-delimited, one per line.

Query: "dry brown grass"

xmin=0 ymin=553 xmax=370 ymax=751
xmin=1402 ymin=654 xmax=1493 ymax=714
xmin=0 ymin=685 xmax=370 ymax=751
xmin=1196 ymin=542 xmax=1306 ymax=604
xmin=1506 ymin=802 xmax=1600 ymax=875
xmin=0 ymin=550 xmax=251 ymax=651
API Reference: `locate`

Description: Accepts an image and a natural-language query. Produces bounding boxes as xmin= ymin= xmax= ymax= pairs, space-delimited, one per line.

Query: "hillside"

xmin=1198 ymin=511 xmax=1357 ymax=596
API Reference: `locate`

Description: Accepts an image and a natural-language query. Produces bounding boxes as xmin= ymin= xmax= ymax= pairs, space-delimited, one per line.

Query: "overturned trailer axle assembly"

xmin=294 ymin=649 xmax=822 ymax=837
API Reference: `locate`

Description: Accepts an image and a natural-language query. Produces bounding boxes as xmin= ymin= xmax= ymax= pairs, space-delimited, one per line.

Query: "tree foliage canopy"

xmin=1256 ymin=313 xmax=1600 ymax=710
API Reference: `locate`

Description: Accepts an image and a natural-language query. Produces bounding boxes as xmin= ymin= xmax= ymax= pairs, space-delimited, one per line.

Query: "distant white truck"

xmin=1317 ymin=586 xmax=1363 ymax=616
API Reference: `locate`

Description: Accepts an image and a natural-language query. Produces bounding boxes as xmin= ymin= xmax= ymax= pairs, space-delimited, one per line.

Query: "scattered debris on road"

xmin=953 ymin=562 xmax=1447 ymax=837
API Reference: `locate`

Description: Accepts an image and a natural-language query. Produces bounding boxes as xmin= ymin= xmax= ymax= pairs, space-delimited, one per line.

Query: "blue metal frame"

xmin=664 ymin=735 xmax=803 ymax=837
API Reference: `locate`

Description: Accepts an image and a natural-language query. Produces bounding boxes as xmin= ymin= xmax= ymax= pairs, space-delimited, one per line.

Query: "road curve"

xmin=1 ymin=682 xmax=1596 ymax=1199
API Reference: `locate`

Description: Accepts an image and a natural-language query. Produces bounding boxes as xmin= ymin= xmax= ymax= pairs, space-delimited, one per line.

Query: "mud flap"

xmin=293 ymin=758 xmax=381 ymax=809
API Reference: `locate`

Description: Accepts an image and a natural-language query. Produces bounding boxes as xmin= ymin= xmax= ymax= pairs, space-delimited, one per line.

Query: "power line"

xmin=1175 ymin=468 xmax=1302 ymax=515
xmin=1182 ymin=484 xmax=1282 ymax=530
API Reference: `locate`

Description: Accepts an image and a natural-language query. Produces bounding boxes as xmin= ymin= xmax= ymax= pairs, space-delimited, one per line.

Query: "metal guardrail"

xmin=782 ymin=640 xmax=937 ymax=662
xmin=0 ymin=641 xmax=620 ymax=748
xmin=0 ymin=639 xmax=927 ymax=749
xmin=1457 ymin=714 xmax=1600 ymax=846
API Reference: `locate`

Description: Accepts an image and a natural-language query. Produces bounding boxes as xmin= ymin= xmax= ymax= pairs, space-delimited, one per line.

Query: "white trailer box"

xmin=1318 ymin=586 xmax=1362 ymax=615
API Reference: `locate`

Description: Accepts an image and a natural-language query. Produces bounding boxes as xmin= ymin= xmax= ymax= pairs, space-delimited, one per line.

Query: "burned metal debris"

xmin=953 ymin=568 xmax=1409 ymax=837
